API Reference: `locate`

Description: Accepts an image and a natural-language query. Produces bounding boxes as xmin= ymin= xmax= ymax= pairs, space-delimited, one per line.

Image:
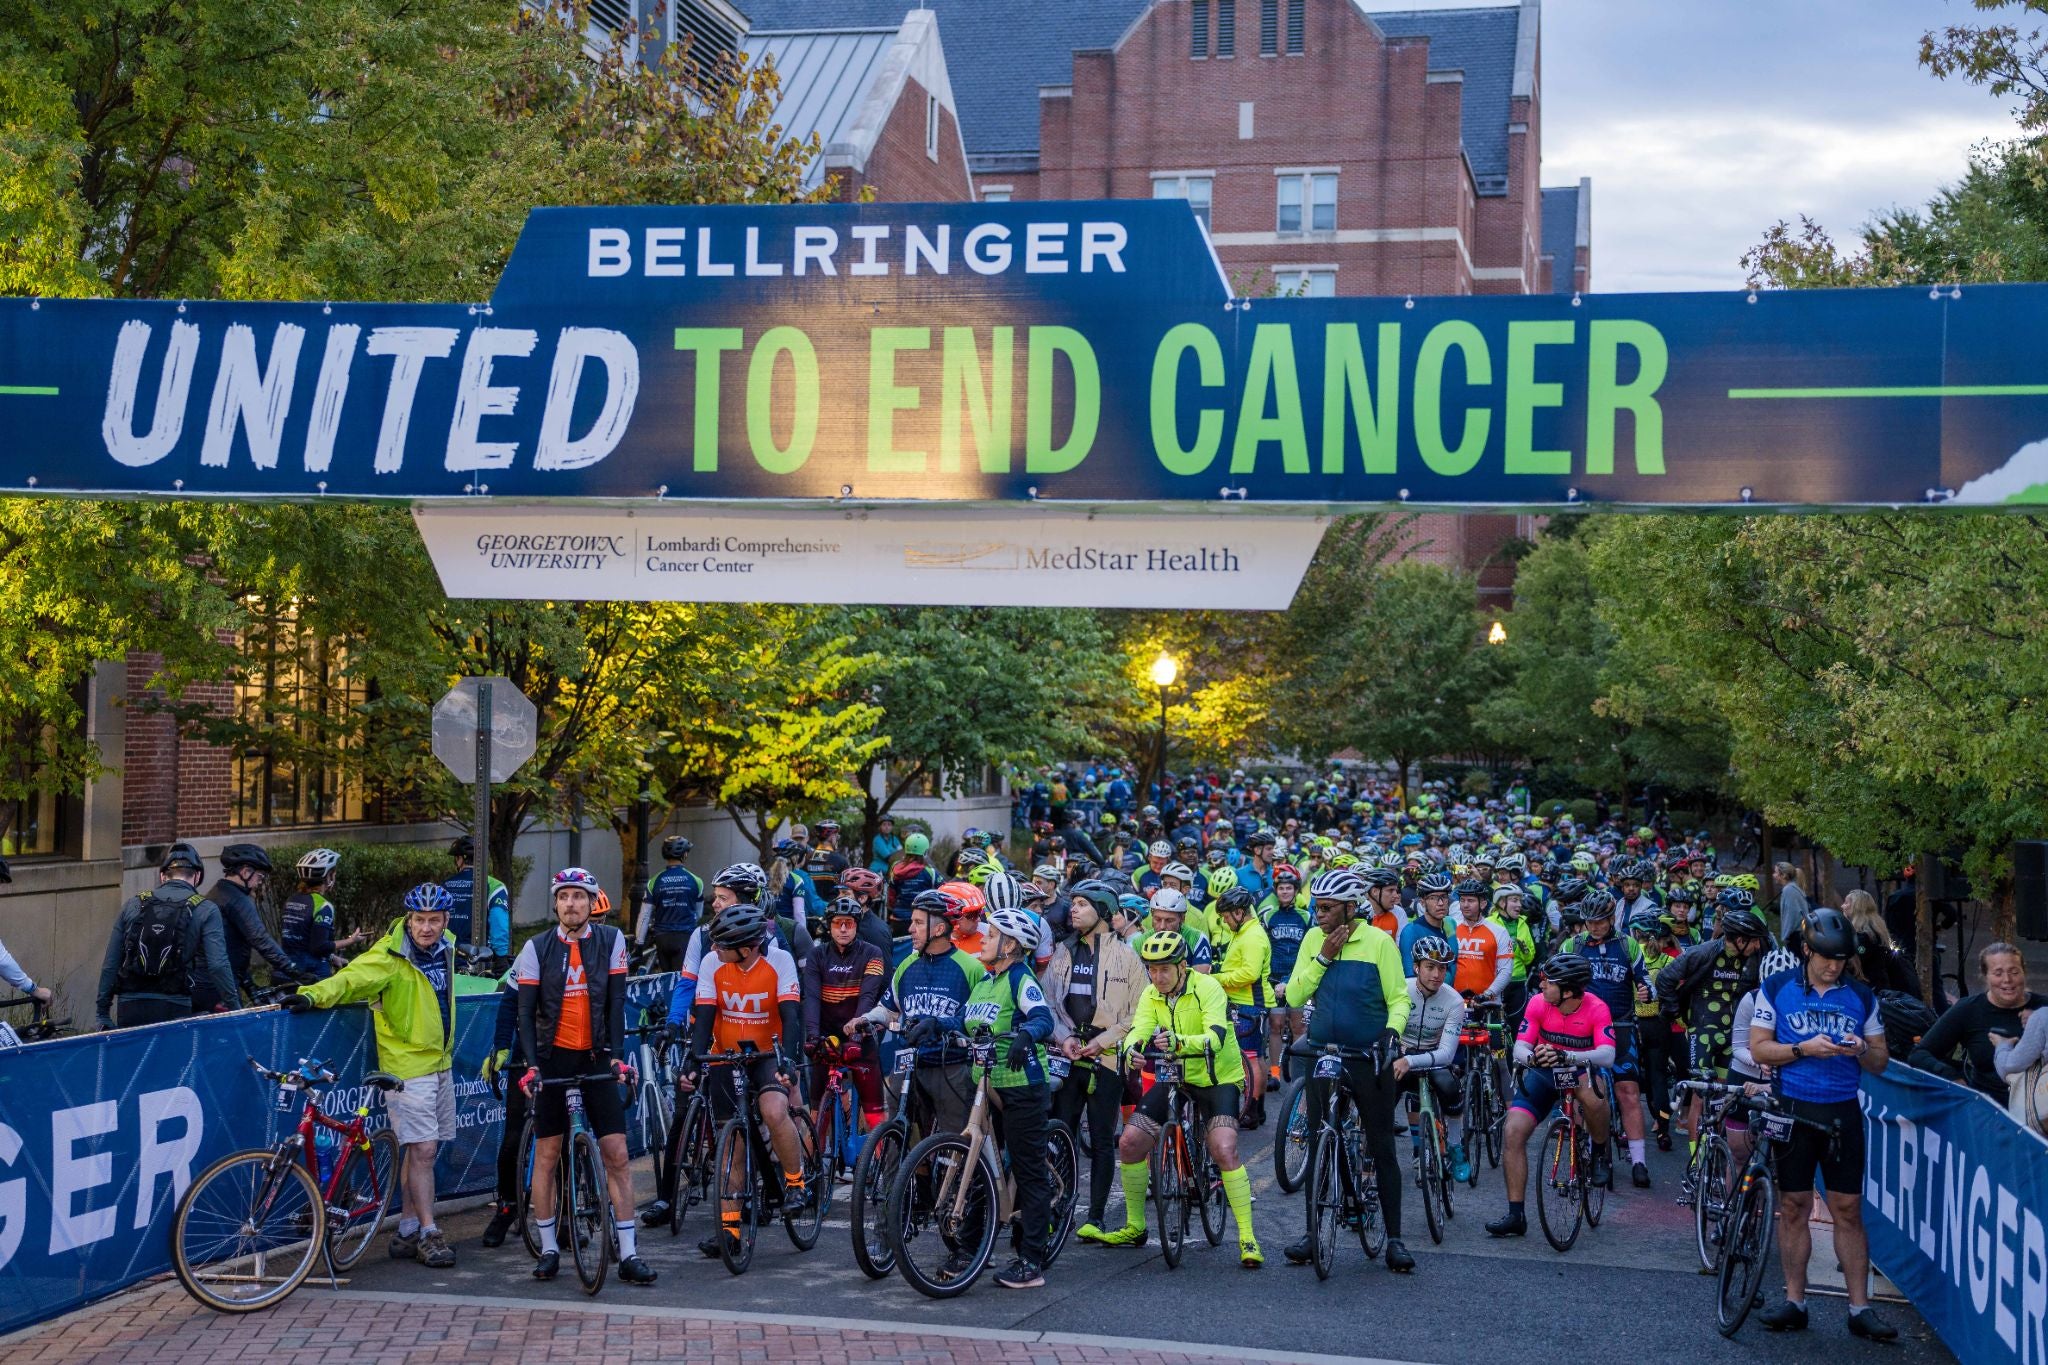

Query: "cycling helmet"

xmin=1148 ymin=840 xmax=1174 ymax=859
xmin=1490 ymin=884 xmax=1524 ymax=909
xmin=1716 ymin=907 xmax=1768 ymax=941
xmin=1800 ymin=908 xmax=1856 ymax=960
xmin=296 ymin=848 xmax=341 ymax=878
xmin=1141 ymin=804 xmax=1160 ymax=820
xmin=911 ymin=888 xmax=969 ymax=923
xmin=987 ymin=906 xmax=1043 ymax=955
xmin=159 ymin=841 xmax=204 ymax=876
xmin=1469 ymin=848 xmax=1497 ymax=868
xmin=1541 ymin=952 xmax=1594 ymax=993
xmin=1411 ymin=936 xmax=1457 ymax=967
xmin=1216 ymin=887 xmax=1255 ymax=917
xmin=1174 ymin=837 xmax=1201 ymax=858
xmin=1628 ymin=908 xmax=1667 ymax=937
xmin=1101 ymin=811 xmax=1119 ymax=828
xmin=1378 ymin=851 xmax=1406 ymax=871
xmin=713 ymin=862 xmax=768 ymax=900
xmin=1579 ymin=888 xmax=1616 ymax=919
xmin=1554 ymin=875 xmax=1588 ymax=905
xmin=709 ymin=902 xmax=771 ymax=947
xmin=904 ymin=832 xmax=930 ymax=856
xmin=1161 ymin=861 xmax=1195 ymax=883
xmin=1018 ymin=881 xmax=1049 ymax=908
xmin=219 ymin=843 xmax=275 ymax=875
xmin=448 ymin=835 xmax=475 ymax=860
xmin=1569 ymin=851 xmax=1599 ymax=874
xmin=661 ymin=835 xmax=694 ymax=860
xmin=592 ymin=889 xmax=612 ymax=918
xmin=839 ymin=867 xmax=883 ymax=898
xmin=940 ymin=880 xmax=986 ymax=914
xmin=552 ymin=866 xmax=601 ymax=895
xmin=1116 ymin=892 xmax=1150 ymax=918
xmin=1717 ymin=886 xmax=1756 ymax=914
xmin=1137 ymin=930 xmax=1190 ymax=965
xmin=962 ymin=827 xmax=984 ymax=847
xmin=826 ymin=895 xmax=865 ymax=923
xmin=404 ymin=882 xmax=456 ymax=915
xmin=1761 ymin=945 xmax=1799 ymax=977
xmin=1416 ymin=870 xmax=1454 ymax=895
xmin=1205 ymin=866 xmax=1240 ymax=897
xmin=965 ymin=859 xmax=998 ymax=887
xmin=1274 ymin=862 xmax=1302 ymax=886
xmin=1665 ymin=883 xmax=1696 ymax=905
xmin=771 ymin=838 xmax=807 ymax=859
xmin=1309 ymin=867 xmax=1369 ymax=903
xmin=1496 ymin=852 xmax=1527 ymax=876
xmin=1248 ymin=828 xmax=1277 ymax=849
xmin=1454 ymin=878 xmax=1486 ymax=900
xmin=816 ymin=819 xmax=840 ymax=834
xmin=1361 ymin=866 xmax=1401 ymax=891
xmin=983 ymin=870 xmax=1023 ymax=912
xmin=1148 ymin=888 xmax=1190 ymax=918
xmin=1032 ymin=863 xmax=1061 ymax=882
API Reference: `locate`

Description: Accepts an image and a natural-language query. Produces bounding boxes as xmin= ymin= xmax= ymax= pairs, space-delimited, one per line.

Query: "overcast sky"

xmin=1361 ymin=0 xmax=2021 ymax=293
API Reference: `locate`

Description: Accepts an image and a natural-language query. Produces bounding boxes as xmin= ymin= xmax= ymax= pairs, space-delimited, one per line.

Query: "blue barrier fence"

xmin=1863 ymin=1063 xmax=2048 ymax=1365
xmin=0 ymin=975 xmax=676 ymax=1337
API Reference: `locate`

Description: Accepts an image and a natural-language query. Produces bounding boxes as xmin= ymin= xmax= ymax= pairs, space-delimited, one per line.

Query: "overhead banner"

xmin=4 ymin=199 xmax=2048 ymax=509
xmin=413 ymin=504 xmax=1329 ymax=607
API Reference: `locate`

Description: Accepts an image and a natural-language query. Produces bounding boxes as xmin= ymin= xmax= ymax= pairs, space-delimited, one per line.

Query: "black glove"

xmin=281 ymin=992 xmax=315 ymax=1014
xmin=904 ymin=1018 xmax=939 ymax=1048
xmin=1006 ymin=1036 xmax=1035 ymax=1069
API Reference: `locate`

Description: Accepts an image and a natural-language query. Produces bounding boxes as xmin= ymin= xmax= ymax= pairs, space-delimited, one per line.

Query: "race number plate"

xmin=892 ymin=1047 xmax=915 ymax=1076
xmin=1758 ymin=1110 xmax=1796 ymax=1143
xmin=1314 ymin=1054 xmax=1345 ymax=1080
xmin=1154 ymin=1059 xmax=1182 ymax=1084
xmin=970 ymin=1040 xmax=996 ymax=1068
xmin=1551 ymin=1067 xmax=1581 ymax=1091
xmin=1047 ymin=1055 xmax=1071 ymax=1079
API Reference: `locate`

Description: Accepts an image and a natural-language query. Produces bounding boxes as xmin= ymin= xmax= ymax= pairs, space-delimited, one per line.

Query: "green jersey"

xmin=962 ymin=960 xmax=1054 ymax=1089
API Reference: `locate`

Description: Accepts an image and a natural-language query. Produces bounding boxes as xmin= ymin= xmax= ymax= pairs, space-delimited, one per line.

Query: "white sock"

xmin=420 ymin=1225 xmax=439 ymax=1238
xmin=1628 ymin=1139 xmax=1646 ymax=1164
xmin=615 ymin=1221 xmax=637 ymax=1259
xmin=536 ymin=1217 xmax=559 ymax=1255
xmin=398 ymin=1216 xmax=420 ymax=1238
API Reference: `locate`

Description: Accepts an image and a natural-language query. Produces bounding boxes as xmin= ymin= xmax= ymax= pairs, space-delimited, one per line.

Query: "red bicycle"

xmin=1535 ymin=1064 xmax=1606 ymax=1252
xmin=808 ymin=1033 xmax=874 ymax=1194
xmin=170 ymin=1058 xmax=402 ymax=1311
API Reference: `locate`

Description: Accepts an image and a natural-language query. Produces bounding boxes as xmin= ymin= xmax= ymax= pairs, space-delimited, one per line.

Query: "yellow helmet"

xmin=1137 ymin=930 xmax=1189 ymax=965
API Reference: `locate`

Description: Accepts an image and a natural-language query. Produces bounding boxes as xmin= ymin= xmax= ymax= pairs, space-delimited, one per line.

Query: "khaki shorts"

xmin=384 ymin=1069 xmax=457 ymax=1146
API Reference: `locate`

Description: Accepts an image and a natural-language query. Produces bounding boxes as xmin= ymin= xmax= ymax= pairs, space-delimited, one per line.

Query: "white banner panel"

xmin=413 ymin=504 xmax=1327 ymax=608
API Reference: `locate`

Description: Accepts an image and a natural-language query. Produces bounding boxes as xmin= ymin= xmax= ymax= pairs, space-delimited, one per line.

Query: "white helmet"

xmin=983 ymin=870 xmax=1023 ymax=913
xmin=987 ymin=906 xmax=1043 ymax=955
xmin=1148 ymin=840 xmax=1174 ymax=859
xmin=1148 ymin=888 xmax=1189 ymax=917
xmin=1161 ymin=861 xmax=1195 ymax=883
xmin=296 ymin=848 xmax=341 ymax=877
xmin=1760 ymin=946 xmax=1798 ymax=978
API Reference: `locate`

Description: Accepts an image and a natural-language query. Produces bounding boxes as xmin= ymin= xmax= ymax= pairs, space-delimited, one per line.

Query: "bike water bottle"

xmin=314 ymin=1128 xmax=340 ymax=1187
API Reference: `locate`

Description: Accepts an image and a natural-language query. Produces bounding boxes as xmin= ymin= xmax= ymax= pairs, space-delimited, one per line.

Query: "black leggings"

xmin=1051 ymin=1063 xmax=1123 ymax=1224
xmin=1637 ymin=1020 xmax=1689 ymax=1125
xmin=495 ymin=1079 xmax=530 ymax=1205
xmin=1306 ymin=1056 xmax=1401 ymax=1239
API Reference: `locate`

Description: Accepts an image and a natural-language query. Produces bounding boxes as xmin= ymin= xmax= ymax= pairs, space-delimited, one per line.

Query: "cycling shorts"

xmin=1604 ymin=1022 xmax=1641 ymax=1086
xmin=1136 ymin=1077 xmax=1240 ymax=1133
xmin=1231 ymin=1006 xmax=1266 ymax=1052
xmin=1510 ymin=1065 xmax=1593 ymax=1119
xmin=1774 ymin=1097 xmax=1863 ymax=1195
xmin=704 ymin=1053 xmax=787 ymax=1124
xmin=1398 ymin=1066 xmax=1463 ymax=1114
xmin=534 ymin=1049 xmax=628 ymax=1141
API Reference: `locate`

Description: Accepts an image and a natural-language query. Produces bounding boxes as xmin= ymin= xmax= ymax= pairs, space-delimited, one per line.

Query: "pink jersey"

xmin=1517 ymin=993 xmax=1617 ymax=1065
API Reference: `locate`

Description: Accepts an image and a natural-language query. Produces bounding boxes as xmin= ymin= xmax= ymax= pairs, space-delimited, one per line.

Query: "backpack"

xmin=1878 ymin=988 xmax=1937 ymax=1062
xmin=121 ymin=889 xmax=199 ymax=993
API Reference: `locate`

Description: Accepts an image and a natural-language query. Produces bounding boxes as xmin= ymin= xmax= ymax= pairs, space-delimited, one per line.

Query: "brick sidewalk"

xmin=0 ymin=1281 xmax=1342 ymax=1365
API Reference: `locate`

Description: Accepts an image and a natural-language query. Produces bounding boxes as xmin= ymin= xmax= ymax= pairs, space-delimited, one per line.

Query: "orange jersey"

xmin=694 ymin=945 xmax=801 ymax=1053
xmin=1452 ymin=918 xmax=1511 ymax=998
xmin=1368 ymin=908 xmax=1403 ymax=937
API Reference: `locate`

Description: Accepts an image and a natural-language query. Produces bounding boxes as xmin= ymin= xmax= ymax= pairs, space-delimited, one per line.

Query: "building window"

xmin=231 ymin=604 xmax=369 ymax=829
xmin=926 ymin=93 xmax=940 ymax=161
xmin=1153 ymin=173 xmax=1214 ymax=231
xmin=1275 ymin=268 xmax=1337 ymax=298
xmin=1193 ymin=0 xmax=1209 ymax=57
xmin=1217 ymin=0 xmax=1235 ymax=56
xmin=1287 ymin=0 xmax=1305 ymax=53
xmin=1260 ymin=0 xmax=1278 ymax=55
xmin=0 ymin=686 xmax=85 ymax=860
xmin=669 ymin=0 xmax=745 ymax=92
xmin=1277 ymin=171 xmax=1337 ymax=232
xmin=585 ymin=0 xmax=636 ymax=64
xmin=980 ymin=184 xmax=1012 ymax=202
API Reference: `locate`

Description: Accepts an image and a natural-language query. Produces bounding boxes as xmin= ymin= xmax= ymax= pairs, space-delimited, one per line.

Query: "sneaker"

xmin=1591 ymin=1153 xmax=1613 ymax=1188
xmin=1847 ymin=1308 xmax=1897 ymax=1341
xmin=1075 ymin=1222 xmax=1109 ymax=1244
xmin=618 ymin=1254 xmax=658 ymax=1285
xmin=783 ymin=1181 xmax=815 ymax=1214
xmin=417 ymin=1230 xmax=456 ymax=1269
xmin=699 ymin=1231 xmax=735 ymax=1259
xmin=1283 ymin=1235 xmax=1313 ymax=1265
xmin=1632 ymin=1162 xmax=1651 ymax=1189
xmin=387 ymin=1230 xmax=420 ymax=1261
xmin=1450 ymin=1144 xmax=1473 ymax=1185
xmin=481 ymin=1203 xmax=518 ymax=1248
xmin=1760 ymin=1300 xmax=1809 ymax=1332
xmin=1655 ymin=1126 xmax=1674 ymax=1153
xmin=1094 ymin=1224 xmax=1148 ymax=1248
xmin=1239 ymin=1237 xmax=1264 ymax=1268
xmin=638 ymin=1200 xmax=671 ymax=1228
xmin=938 ymin=1249 xmax=976 ymax=1282
xmin=1385 ymin=1238 xmax=1414 ymax=1273
xmin=1485 ymin=1211 xmax=1527 ymax=1238
xmin=994 ymin=1258 xmax=1045 ymax=1289
xmin=532 ymin=1250 xmax=560 ymax=1280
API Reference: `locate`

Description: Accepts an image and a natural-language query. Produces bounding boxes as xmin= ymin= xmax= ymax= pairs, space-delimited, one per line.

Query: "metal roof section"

xmin=1540 ymin=175 xmax=1588 ymax=293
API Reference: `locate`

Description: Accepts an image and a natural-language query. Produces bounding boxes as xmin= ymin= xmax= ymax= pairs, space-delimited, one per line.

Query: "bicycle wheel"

xmin=1483 ymin=1060 xmax=1508 ymax=1168
xmin=324 ymin=1128 xmax=399 ymax=1271
xmin=565 ymin=1129 xmax=610 ymax=1295
xmin=1195 ymin=1131 xmax=1226 ymax=1247
xmin=171 ymin=1149 xmax=325 ymax=1312
xmin=1350 ymin=1122 xmax=1386 ymax=1260
xmin=1582 ymin=1129 xmax=1607 ymax=1228
xmin=1419 ymin=1120 xmax=1446 ymax=1245
xmin=887 ymin=1133 xmax=997 ymax=1299
xmin=1273 ymin=1078 xmax=1311 ymax=1192
xmin=669 ymin=1095 xmax=716 ymax=1238
xmin=784 ymin=1109 xmax=826 ymax=1250
xmin=1154 ymin=1120 xmax=1188 ymax=1268
xmin=1716 ymin=1171 xmax=1778 ymax=1337
xmin=1043 ymin=1119 xmax=1080 ymax=1266
xmin=1536 ymin=1119 xmax=1582 ymax=1252
xmin=1307 ymin=1128 xmax=1341 ymax=1281
xmin=640 ymin=1070 xmax=672 ymax=1196
xmin=716 ymin=1119 xmax=758 ymax=1276
xmin=850 ymin=1121 xmax=905 ymax=1279
xmin=518 ymin=1119 xmax=542 ymax=1257
xmin=1693 ymin=1133 xmax=1732 ymax=1273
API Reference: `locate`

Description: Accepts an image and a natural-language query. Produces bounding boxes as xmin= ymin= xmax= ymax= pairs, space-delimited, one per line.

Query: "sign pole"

xmin=473 ymin=681 xmax=492 ymax=958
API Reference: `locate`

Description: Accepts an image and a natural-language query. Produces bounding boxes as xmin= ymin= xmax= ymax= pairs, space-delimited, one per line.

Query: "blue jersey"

xmin=1236 ymin=862 xmax=1274 ymax=905
xmin=1750 ymin=968 xmax=1882 ymax=1103
xmin=442 ymin=868 xmax=509 ymax=956
xmin=1262 ymin=904 xmax=1313 ymax=982
xmin=1561 ymin=932 xmax=1646 ymax=1021
xmin=644 ymin=865 xmax=703 ymax=935
xmin=883 ymin=948 xmax=984 ymax=1065
xmin=1398 ymin=916 xmax=1452 ymax=979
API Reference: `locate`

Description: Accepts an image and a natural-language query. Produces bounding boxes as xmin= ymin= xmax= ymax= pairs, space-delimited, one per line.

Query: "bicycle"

xmin=885 ymin=1027 xmax=1078 ymax=1299
xmin=522 ymin=1071 xmax=628 ymax=1294
xmin=170 ymin=1058 xmax=401 ymax=1312
xmin=1715 ymin=1092 xmax=1837 ymax=1337
xmin=1296 ymin=1040 xmax=1389 ymax=1280
xmin=809 ymin=1033 xmax=874 ymax=1191
xmin=700 ymin=1044 xmax=825 ymax=1276
xmin=0 ymin=995 xmax=72 ymax=1045
xmin=659 ymin=1062 xmax=721 ymax=1241
xmin=631 ymin=1017 xmax=682 ymax=1196
xmin=1673 ymin=1077 xmax=1751 ymax=1273
xmin=1458 ymin=1000 xmax=1509 ymax=1177
xmin=1406 ymin=1062 xmax=1456 ymax=1245
xmin=1135 ymin=1044 xmax=1226 ymax=1268
xmin=1533 ymin=1063 xmax=1606 ymax=1252
xmin=1272 ymin=1073 xmax=1311 ymax=1192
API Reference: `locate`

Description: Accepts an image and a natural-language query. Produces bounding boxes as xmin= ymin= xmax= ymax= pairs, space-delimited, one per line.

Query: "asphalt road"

xmin=343 ymin=1102 xmax=1957 ymax=1365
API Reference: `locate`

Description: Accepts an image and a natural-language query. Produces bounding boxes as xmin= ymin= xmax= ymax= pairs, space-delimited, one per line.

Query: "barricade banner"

xmin=1862 ymin=1062 xmax=2048 ymax=1365
xmin=0 ymin=973 xmax=676 ymax=1336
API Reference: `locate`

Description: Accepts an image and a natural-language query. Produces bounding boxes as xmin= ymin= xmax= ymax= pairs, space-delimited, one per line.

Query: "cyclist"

xmin=1628 ymin=909 xmax=1687 ymax=1151
xmin=1211 ymin=887 xmax=1272 ymax=1126
xmin=960 ymin=906 xmax=1058 ymax=1289
xmin=1398 ymin=869 xmax=1455 ymax=976
xmin=1447 ymin=882 xmax=1510 ymax=1181
xmin=1261 ymin=865 xmax=1312 ymax=1084
xmin=1362 ymin=866 xmax=1407 ymax=937
xmin=1661 ymin=884 xmax=1704 ymax=946
xmin=97 ymin=844 xmax=237 ymax=1028
xmin=855 ymin=888 xmax=982 ymax=1135
xmin=1489 ymin=884 xmax=1537 ymax=1036
xmin=1658 ymin=901 xmax=1770 ymax=1176
xmin=805 ymin=819 xmax=850 ymax=902
xmin=1094 ymin=929 xmax=1263 ymax=1269
xmin=681 ymin=900 xmax=808 ymax=1263
xmin=1560 ymin=888 xmax=1655 ymax=1188
xmin=668 ymin=863 xmax=812 ymax=1003
xmin=442 ymin=835 xmax=510 ymax=967
xmin=1749 ymin=908 xmax=1893 ymax=1339
xmin=1396 ymin=936 xmax=1468 ymax=1172
xmin=206 ymin=844 xmax=303 ymax=1007
xmin=1048 ymin=880 xmax=1144 ymax=1241
xmin=1486 ymin=952 xmax=1616 ymax=1238
xmin=638 ymin=836 xmax=704 ymax=973
xmin=888 ymin=832 xmax=938 ymax=928
xmin=1282 ymin=866 xmax=1415 ymax=1273
xmin=801 ymin=898 xmax=886 ymax=1119
xmin=1145 ymin=889 xmax=1211 ymax=971
xmin=281 ymin=848 xmax=364 ymax=981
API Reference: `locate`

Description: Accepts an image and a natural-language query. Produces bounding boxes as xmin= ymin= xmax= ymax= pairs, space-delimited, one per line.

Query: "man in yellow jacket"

xmin=284 ymin=884 xmax=458 ymax=1268
xmin=1211 ymin=887 xmax=1273 ymax=1127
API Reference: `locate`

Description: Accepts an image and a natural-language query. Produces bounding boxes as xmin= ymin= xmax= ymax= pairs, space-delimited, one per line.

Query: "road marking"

xmin=329 ymin=1288 xmax=1428 ymax=1365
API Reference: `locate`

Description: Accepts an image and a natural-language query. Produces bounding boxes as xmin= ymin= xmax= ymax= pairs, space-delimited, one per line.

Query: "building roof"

xmin=739 ymin=0 xmax=1148 ymax=158
xmin=1365 ymin=4 xmax=1523 ymax=193
xmin=1540 ymin=178 xmax=1589 ymax=293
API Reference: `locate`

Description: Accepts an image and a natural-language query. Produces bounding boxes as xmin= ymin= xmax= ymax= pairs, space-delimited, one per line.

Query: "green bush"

xmin=1460 ymin=770 xmax=1494 ymax=799
xmin=260 ymin=838 xmax=532 ymax=944
xmin=1564 ymin=798 xmax=1598 ymax=828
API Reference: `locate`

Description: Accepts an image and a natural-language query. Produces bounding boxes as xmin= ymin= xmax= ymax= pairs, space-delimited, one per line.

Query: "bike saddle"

xmin=364 ymin=1072 xmax=406 ymax=1092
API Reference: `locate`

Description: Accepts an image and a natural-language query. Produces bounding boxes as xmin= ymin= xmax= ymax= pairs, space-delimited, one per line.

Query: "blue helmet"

xmin=404 ymin=882 xmax=455 ymax=915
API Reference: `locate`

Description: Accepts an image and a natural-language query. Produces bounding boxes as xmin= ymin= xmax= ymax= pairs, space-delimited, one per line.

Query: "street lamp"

xmin=1488 ymin=620 xmax=1508 ymax=646
xmin=1150 ymin=653 xmax=1179 ymax=689
xmin=1150 ymin=653 xmax=1178 ymax=800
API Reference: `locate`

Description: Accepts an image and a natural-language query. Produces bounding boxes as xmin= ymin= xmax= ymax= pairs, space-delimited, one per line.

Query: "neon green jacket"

xmin=1214 ymin=916 xmax=1271 ymax=1009
xmin=1122 ymin=969 xmax=1246 ymax=1088
xmin=296 ymin=917 xmax=456 ymax=1081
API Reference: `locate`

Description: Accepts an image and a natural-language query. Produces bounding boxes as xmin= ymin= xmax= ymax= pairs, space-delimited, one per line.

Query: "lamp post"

xmin=1150 ymin=652 xmax=1178 ymax=801
xmin=1488 ymin=620 xmax=1508 ymax=646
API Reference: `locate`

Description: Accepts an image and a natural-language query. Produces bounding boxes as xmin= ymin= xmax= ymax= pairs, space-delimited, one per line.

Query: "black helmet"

xmin=661 ymin=835 xmax=693 ymax=860
xmin=709 ymin=902 xmax=770 ymax=948
xmin=1800 ymin=908 xmax=1856 ymax=960
xmin=1453 ymin=878 xmax=1486 ymax=899
xmin=1541 ymin=952 xmax=1594 ymax=993
xmin=1217 ymin=887 xmax=1255 ymax=916
xmin=1716 ymin=907 xmax=1768 ymax=941
xmin=1416 ymin=869 xmax=1453 ymax=895
xmin=1555 ymin=876 xmax=1588 ymax=905
xmin=219 ymin=843 xmax=274 ymax=875
xmin=449 ymin=835 xmax=475 ymax=860
xmin=1362 ymin=867 xmax=1401 ymax=890
xmin=1069 ymin=879 xmax=1121 ymax=922
xmin=159 ymin=842 xmax=204 ymax=877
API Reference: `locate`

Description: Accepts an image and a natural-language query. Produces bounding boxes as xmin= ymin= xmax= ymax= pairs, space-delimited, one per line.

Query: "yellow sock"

xmin=1120 ymin=1160 xmax=1150 ymax=1229
xmin=1221 ymin=1165 xmax=1256 ymax=1240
